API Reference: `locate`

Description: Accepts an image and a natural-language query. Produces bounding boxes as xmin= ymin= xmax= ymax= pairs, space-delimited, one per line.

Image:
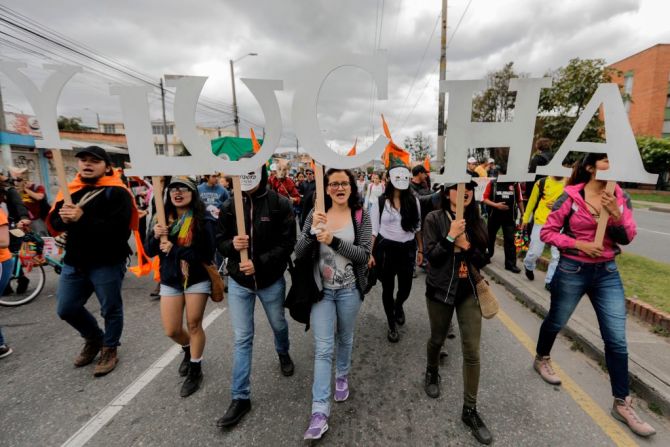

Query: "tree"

xmin=636 ymin=136 xmax=670 ymax=189
xmin=472 ymin=62 xmax=521 ymax=122
xmin=57 ymin=116 xmax=84 ymax=131
xmin=403 ymin=132 xmax=432 ymax=162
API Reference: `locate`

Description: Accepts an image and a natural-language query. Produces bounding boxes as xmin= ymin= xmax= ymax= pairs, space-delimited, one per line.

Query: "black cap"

xmin=412 ymin=165 xmax=427 ymax=176
xmin=75 ymin=146 xmax=112 ymax=164
xmin=168 ymin=176 xmax=197 ymax=191
xmin=442 ymin=180 xmax=478 ymax=190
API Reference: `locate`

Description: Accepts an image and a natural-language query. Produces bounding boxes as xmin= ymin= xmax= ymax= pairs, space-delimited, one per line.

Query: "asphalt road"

xmin=1 ymin=268 xmax=669 ymax=446
xmin=627 ymin=208 xmax=670 ymax=264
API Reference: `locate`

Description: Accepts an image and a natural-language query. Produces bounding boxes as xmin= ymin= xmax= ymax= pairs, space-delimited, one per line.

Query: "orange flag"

xmin=423 ymin=155 xmax=430 ymax=172
xmin=250 ymin=128 xmax=261 ymax=153
xmin=380 ymin=115 xmax=410 ymax=168
xmin=347 ymin=138 xmax=358 ymax=156
xmin=381 ymin=114 xmax=392 ymax=140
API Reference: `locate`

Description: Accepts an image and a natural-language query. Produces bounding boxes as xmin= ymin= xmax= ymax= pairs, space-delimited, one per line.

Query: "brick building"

xmin=608 ymin=43 xmax=670 ymax=138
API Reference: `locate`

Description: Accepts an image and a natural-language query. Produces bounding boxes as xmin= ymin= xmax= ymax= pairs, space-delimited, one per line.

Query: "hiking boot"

xmin=612 ymin=397 xmax=656 ymax=437
xmin=178 ymin=346 xmax=191 ymax=377
xmin=217 ymin=399 xmax=251 ymax=428
xmin=180 ymin=362 xmax=203 ymax=397
xmin=16 ymin=276 xmax=30 ymax=294
xmin=387 ymin=327 xmax=399 ymax=343
xmin=424 ymin=368 xmax=441 ymax=398
xmin=334 ymin=376 xmax=349 ymax=402
xmin=533 ymin=356 xmax=561 ymax=385
xmin=74 ymin=338 xmax=102 ymax=367
xmin=462 ymin=406 xmax=493 ymax=445
xmin=395 ymin=306 xmax=406 ymax=326
xmin=0 ymin=344 xmax=13 ymax=359
xmin=303 ymin=412 xmax=329 ymax=440
xmin=93 ymin=347 xmax=118 ymax=377
xmin=525 ymin=267 xmax=534 ymax=281
xmin=278 ymin=352 xmax=294 ymax=377
xmin=505 ymin=265 xmax=521 ymax=274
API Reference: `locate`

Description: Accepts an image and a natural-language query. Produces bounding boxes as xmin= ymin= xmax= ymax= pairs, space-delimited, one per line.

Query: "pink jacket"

xmin=540 ymin=183 xmax=636 ymax=263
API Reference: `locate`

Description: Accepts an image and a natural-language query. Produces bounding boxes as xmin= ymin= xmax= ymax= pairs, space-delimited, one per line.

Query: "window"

xmin=103 ymin=124 xmax=115 ymax=133
xmin=155 ymin=143 xmax=165 ymax=155
xmin=167 ymin=125 xmax=174 ymax=135
xmin=666 ymin=95 xmax=670 ymax=108
xmin=663 ymin=120 xmax=670 ymax=134
xmin=152 ymin=125 xmax=163 ymax=135
xmin=623 ymin=72 xmax=634 ymax=115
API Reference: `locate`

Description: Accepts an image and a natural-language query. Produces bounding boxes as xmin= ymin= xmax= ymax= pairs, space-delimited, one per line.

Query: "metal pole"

xmin=160 ymin=78 xmax=170 ymax=155
xmin=96 ymin=112 xmax=100 ymax=131
xmin=436 ymin=0 xmax=448 ymax=171
xmin=0 ymin=82 xmax=13 ymax=169
xmin=230 ymin=59 xmax=240 ymax=137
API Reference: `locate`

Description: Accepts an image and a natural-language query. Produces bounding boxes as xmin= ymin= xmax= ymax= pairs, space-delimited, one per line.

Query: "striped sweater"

xmin=295 ymin=208 xmax=373 ymax=297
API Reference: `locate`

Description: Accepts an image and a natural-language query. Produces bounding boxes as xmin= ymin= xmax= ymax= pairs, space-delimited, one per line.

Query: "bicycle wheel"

xmin=0 ymin=264 xmax=46 ymax=307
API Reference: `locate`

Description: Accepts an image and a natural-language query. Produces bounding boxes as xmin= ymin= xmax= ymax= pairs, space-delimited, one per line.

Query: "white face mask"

xmin=389 ymin=167 xmax=410 ymax=190
xmin=240 ymin=168 xmax=263 ymax=191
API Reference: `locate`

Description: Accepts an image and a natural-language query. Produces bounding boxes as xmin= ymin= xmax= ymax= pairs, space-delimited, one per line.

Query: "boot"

xmin=462 ymin=405 xmax=493 ymax=445
xmin=612 ymin=397 xmax=656 ymax=437
xmin=178 ymin=345 xmax=191 ymax=377
xmin=424 ymin=368 xmax=440 ymax=398
xmin=93 ymin=347 xmax=118 ymax=377
xmin=74 ymin=338 xmax=102 ymax=367
xmin=180 ymin=361 xmax=203 ymax=397
xmin=217 ymin=399 xmax=251 ymax=428
xmin=278 ymin=352 xmax=295 ymax=377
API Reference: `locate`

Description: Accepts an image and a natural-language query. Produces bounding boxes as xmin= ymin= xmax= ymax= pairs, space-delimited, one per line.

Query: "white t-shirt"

xmin=370 ymin=197 xmax=421 ymax=242
xmin=318 ymin=221 xmax=357 ymax=289
xmin=364 ymin=183 xmax=384 ymax=208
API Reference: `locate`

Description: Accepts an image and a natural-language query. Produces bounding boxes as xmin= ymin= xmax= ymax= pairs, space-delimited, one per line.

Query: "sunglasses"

xmin=169 ymin=186 xmax=192 ymax=193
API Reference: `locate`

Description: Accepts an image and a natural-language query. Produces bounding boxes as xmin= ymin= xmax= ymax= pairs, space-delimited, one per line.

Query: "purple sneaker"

xmin=334 ymin=376 xmax=349 ymax=402
xmin=304 ymin=412 xmax=329 ymax=440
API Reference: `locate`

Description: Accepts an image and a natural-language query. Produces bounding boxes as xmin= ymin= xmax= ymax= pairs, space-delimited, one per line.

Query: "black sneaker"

xmin=278 ymin=352 xmax=294 ymax=377
xmin=180 ymin=362 xmax=203 ymax=397
xmin=524 ymin=267 xmax=534 ymax=281
xmin=424 ymin=368 xmax=440 ymax=398
xmin=387 ymin=327 xmax=399 ymax=343
xmin=16 ymin=276 xmax=30 ymax=294
xmin=545 ymin=283 xmax=552 ymax=292
xmin=217 ymin=399 xmax=251 ymax=428
xmin=395 ymin=306 xmax=406 ymax=326
xmin=462 ymin=406 xmax=493 ymax=445
xmin=505 ymin=265 xmax=521 ymax=274
xmin=178 ymin=346 xmax=191 ymax=377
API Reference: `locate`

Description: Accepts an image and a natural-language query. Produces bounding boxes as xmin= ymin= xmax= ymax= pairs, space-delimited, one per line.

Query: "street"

xmin=627 ymin=208 xmax=670 ymax=264
xmin=1 ymin=267 xmax=669 ymax=446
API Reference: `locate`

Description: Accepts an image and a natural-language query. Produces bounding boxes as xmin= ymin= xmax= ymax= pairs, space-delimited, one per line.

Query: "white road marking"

xmin=637 ymin=227 xmax=670 ymax=237
xmin=61 ymin=307 xmax=226 ymax=447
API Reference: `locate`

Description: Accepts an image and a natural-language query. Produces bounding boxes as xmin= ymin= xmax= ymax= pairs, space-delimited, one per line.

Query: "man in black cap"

xmin=48 ymin=146 xmax=135 ymax=377
xmin=298 ymin=168 xmax=316 ymax=229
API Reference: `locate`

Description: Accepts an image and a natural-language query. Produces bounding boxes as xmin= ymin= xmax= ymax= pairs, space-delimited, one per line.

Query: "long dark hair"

xmin=440 ymin=186 xmax=488 ymax=250
xmin=568 ymin=153 xmax=608 ymax=186
xmin=324 ymin=168 xmax=361 ymax=211
xmin=383 ymin=178 xmax=420 ymax=232
xmin=164 ymin=185 xmax=207 ymax=235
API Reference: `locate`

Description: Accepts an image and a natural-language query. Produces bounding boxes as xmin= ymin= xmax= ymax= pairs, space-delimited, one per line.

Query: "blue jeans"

xmin=56 ymin=262 xmax=126 ymax=347
xmin=228 ymin=276 xmax=290 ymax=400
xmin=0 ymin=258 xmax=15 ymax=347
xmin=310 ymin=286 xmax=362 ymax=416
xmin=523 ymin=224 xmax=560 ymax=283
xmin=536 ymin=257 xmax=629 ymax=398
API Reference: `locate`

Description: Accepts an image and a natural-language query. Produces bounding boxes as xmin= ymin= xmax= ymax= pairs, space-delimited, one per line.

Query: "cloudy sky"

xmin=1 ymin=0 xmax=669 ymax=155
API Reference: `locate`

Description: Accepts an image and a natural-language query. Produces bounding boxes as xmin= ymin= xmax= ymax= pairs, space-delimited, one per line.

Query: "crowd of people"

xmin=0 ymin=143 xmax=657 ymax=442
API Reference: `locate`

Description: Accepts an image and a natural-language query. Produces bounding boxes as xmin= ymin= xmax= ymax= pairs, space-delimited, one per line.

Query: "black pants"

xmin=487 ymin=211 xmax=516 ymax=269
xmin=379 ymin=238 xmax=416 ymax=329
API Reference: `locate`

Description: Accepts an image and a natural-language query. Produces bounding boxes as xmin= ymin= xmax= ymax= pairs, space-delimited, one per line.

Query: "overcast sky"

xmin=1 ymin=0 xmax=669 ymax=155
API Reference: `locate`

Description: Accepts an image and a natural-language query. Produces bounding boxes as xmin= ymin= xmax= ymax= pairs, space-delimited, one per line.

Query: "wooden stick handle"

xmin=232 ymin=176 xmax=249 ymax=262
xmin=52 ymin=149 xmax=72 ymax=206
xmin=594 ymin=181 xmax=616 ymax=246
xmin=454 ymin=183 xmax=466 ymax=253
xmin=151 ymin=176 xmax=168 ymax=243
xmin=314 ymin=163 xmax=325 ymax=213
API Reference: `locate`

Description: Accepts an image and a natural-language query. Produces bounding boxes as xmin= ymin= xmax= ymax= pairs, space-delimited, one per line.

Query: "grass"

xmin=618 ymin=253 xmax=670 ymax=314
xmin=629 ymin=192 xmax=670 ymax=204
xmin=648 ymin=402 xmax=663 ymax=416
xmin=650 ymin=325 xmax=670 ymax=338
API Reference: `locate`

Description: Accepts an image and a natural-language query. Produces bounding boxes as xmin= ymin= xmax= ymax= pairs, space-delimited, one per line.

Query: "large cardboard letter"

xmin=536 ymin=84 xmax=658 ymax=183
xmin=0 ymin=62 xmax=81 ymax=149
xmin=292 ymin=52 xmax=389 ymax=168
xmin=432 ymin=77 xmax=551 ymax=184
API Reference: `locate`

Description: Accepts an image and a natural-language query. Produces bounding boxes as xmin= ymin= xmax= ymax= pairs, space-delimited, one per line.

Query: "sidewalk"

xmin=483 ymin=252 xmax=670 ymax=418
xmin=632 ymin=199 xmax=670 ymax=213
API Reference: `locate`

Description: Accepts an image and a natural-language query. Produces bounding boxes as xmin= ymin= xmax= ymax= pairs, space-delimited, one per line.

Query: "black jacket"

xmin=48 ymin=186 xmax=133 ymax=268
xmin=146 ymin=217 xmax=215 ymax=290
xmin=217 ymin=178 xmax=296 ymax=290
xmin=423 ymin=210 xmax=488 ymax=305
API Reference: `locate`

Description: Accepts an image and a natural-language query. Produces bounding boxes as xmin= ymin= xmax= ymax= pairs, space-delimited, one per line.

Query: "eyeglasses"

xmin=169 ymin=186 xmax=192 ymax=193
xmin=328 ymin=181 xmax=351 ymax=190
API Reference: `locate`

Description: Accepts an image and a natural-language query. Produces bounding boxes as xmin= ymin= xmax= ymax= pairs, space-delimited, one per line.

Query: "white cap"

xmin=487 ymin=158 xmax=495 ymax=164
xmin=467 ymin=157 xmax=477 ymax=164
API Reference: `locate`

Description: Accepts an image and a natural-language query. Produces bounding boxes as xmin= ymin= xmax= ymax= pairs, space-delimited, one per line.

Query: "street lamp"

xmin=84 ymin=107 xmax=100 ymax=131
xmin=230 ymin=52 xmax=258 ymax=137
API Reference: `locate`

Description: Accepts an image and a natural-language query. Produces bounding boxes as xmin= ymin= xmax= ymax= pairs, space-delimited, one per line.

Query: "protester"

xmin=474 ymin=158 xmax=494 ymax=178
xmin=294 ymin=168 xmax=372 ymax=440
xmin=0 ymin=208 xmax=15 ymax=359
xmin=355 ymin=172 xmax=368 ymax=205
xmin=467 ymin=157 xmax=481 ymax=178
xmin=299 ymin=169 xmax=316 ymax=229
xmin=482 ymin=179 xmax=524 ymax=272
xmin=521 ymin=175 xmax=566 ymax=290
xmin=525 ymin=138 xmax=552 ymax=208
xmin=370 ymin=163 xmax=422 ymax=342
xmin=146 ymin=177 xmax=214 ymax=397
xmin=12 ymin=167 xmax=49 ymax=236
xmin=363 ymin=172 xmax=384 ymax=212
xmin=423 ymin=181 xmax=492 ymax=445
xmin=269 ymin=161 xmax=301 ymax=205
xmin=198 ymin=173 xmax=229 ymax=220
xmin=47 ymin=146 xmax=137 ymax=377
xmin=215 ymin=159 xmax=296 ymax=429
xmin=534 ymin=154 xmax=655 ymax=437
xmin=293 ymin=171 xmax=306 ymax=225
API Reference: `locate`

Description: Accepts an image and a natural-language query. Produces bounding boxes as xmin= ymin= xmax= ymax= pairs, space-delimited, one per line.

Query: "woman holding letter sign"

xmin=534 ymin=154 xmax=655 ymax=437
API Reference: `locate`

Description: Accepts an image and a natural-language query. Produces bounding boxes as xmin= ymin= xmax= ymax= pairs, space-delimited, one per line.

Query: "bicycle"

xmin=0 ymin=234 xmax=64 ymax=307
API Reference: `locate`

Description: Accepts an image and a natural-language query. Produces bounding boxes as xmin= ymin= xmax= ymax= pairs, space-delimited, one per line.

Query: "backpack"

xmin=530 ymin=177 xmax=548 ymax=216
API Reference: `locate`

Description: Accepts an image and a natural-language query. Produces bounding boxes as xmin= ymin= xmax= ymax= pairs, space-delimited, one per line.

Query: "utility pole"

xmin=436 ymin=0 xmax=448 ymax=171
xmin=230 ymin=59 xmax=240 ymax=137
xmin=0 ymin=82 xmax=13 ymax=168
xmin=160 ymin=78 xmax=170 ymax=156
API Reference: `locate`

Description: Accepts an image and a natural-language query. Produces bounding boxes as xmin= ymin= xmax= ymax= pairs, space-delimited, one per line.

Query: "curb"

xmin=484 ymin=263 xmax=670 ymax=419
xmin=649 ymin=206 xmax=670 ymax=214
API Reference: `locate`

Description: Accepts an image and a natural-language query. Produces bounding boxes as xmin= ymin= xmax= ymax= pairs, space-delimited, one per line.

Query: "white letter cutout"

xmin=536 ymin=83 xmax=658 ymax=184
xmin=292 ymin=51 xmax=389 ymax=168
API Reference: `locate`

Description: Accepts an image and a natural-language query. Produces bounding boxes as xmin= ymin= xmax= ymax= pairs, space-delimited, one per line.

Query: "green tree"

xmin=403 ymin=132 xmax=432 ymax=162
xmin=472 ymin=61 xmax=521 ymax=122
xmin=57 ymin=116 xmax=83 ymax=131
xmin=636 ymin=136 xmax=670 ymax=189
